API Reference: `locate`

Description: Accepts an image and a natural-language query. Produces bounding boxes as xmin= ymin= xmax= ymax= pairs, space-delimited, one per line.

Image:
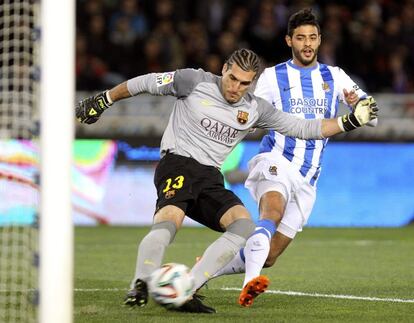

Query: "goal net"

xmin=0 ymin=165 xmax=39 ymax=323
xmin=0 ymin=0 xmax=74 ymax=322
xmin=0 ymin=0 xmax=40 ymax=321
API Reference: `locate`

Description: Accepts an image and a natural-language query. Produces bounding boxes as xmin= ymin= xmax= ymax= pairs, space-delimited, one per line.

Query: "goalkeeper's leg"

xmin=190 ymin=206 xmax=255 ymax=292
xmin=124 ymin=206 xmax=182 ymax=307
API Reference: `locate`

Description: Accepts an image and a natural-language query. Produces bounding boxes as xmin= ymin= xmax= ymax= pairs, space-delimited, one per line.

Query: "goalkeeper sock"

xmin=242 ymin=219 xmax=276 ymax=287
xmin=191 ymin=218 xmax=254 ymax=291
xmin=131 ymin=221 xmax=176 ymax=288
xmin=213 ymin=248 xmax=246 ymax=277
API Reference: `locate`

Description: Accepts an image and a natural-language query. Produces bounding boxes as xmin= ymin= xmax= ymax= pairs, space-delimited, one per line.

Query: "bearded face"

xmin=286 ymin=25 xmax=321 ymax=67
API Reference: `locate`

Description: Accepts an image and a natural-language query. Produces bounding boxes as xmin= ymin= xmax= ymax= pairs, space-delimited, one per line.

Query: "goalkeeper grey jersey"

xmin=127 ymin=68 xmax=323 ymax=169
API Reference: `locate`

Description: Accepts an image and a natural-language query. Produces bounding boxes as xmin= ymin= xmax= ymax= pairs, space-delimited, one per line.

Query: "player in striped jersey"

xmin=214 ymin=9 xmax=378 ymax=307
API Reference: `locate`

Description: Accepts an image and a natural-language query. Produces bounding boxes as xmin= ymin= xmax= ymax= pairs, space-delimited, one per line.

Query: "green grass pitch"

xmin=75 ymin=225 xmax=414 ymax=322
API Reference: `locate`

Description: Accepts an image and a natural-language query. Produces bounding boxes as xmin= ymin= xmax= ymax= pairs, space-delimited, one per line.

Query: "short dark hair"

xmin=225 ymin=48 xmax=260 ymax=75
xmin=287 ymin=8 xmax=320 ymax=37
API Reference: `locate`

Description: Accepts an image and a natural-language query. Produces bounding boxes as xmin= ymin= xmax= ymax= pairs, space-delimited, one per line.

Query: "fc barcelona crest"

xmin=237 ymin=110 xmax=249 ymax=124
xmin=165 ymin=190 xmax=176 ymax=199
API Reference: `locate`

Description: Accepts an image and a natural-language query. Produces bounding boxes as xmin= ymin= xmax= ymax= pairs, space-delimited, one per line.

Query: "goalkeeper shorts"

xmin=153 ymin=153 xmax=243 ymax=232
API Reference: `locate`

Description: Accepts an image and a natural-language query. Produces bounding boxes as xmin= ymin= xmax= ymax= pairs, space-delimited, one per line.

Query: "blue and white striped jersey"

xmin=254 ymin=60 xmax=366 ymax=185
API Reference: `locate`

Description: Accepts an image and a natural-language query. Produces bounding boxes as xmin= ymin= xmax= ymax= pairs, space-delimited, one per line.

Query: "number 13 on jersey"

xmin=163 ymin=175 xmax=185 ymax=192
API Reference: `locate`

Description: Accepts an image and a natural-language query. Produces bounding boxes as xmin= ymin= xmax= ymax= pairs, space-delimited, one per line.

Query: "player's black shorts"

xmin=154 ymin=153 xmax=243 ymax=232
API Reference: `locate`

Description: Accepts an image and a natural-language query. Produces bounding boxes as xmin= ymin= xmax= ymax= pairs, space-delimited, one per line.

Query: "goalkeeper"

xmin=213 ymin=9 xmax=379 ymax=308
xmin=76 ymin=48 xmax=378 ymax=313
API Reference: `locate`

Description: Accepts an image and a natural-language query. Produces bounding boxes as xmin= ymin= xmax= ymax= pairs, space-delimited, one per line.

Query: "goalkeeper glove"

xmin=338 ymin=96 xmax=378 ymax=131
xmin=76 ymin=91 xmax=112 ymax=124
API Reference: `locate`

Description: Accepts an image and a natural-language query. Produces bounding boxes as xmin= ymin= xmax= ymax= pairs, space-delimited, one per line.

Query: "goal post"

xmin=40 ymin=0 xmax=75 ymax=322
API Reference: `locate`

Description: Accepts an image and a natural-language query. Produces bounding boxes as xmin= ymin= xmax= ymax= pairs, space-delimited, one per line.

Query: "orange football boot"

xmin=238 ymin=275 xmax=270 ymax=307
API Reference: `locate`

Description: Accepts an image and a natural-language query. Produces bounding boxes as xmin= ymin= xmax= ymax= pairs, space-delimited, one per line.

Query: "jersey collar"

xmin=287 ymin=59 xmax=319 ymax=71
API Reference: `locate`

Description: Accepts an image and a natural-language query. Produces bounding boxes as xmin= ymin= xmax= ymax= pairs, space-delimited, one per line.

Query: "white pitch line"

xmin=4 ymin=287 xmax=414 ymax=303
xmin=73 ymin=288 xmax=124 ymax=292
xmin=71 ymin=287 xmax=414 ymax=304
xmin=222 ymin=287 xmax=414 ymax=304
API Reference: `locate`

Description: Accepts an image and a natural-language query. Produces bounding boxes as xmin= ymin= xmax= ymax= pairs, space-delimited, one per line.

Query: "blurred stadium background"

xmin=2 ymin=0 xmax=413 ymax=227
xmin=72 ymin=0 xmax=413 ymax=227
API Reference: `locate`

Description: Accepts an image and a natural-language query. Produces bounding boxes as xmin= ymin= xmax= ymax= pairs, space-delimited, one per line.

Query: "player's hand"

xmin=339 ymin=96 xmax=378 ymax=131
xmin=343 ymin=88 xmax=359 ymax=107
xmin=346 ymin=91 xmax=378 ymax=127
xmin=76 ymin=91 xmax=112 ymax=124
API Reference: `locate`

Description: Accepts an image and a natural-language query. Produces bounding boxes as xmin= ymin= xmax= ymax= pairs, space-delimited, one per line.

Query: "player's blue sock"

xmin=255 ymin=219 xmax=277 ymax=238
xmin=240 ymin=247 xmax=245 ymax=263
xmin=242 ymin=219 xmax=276 ymax=286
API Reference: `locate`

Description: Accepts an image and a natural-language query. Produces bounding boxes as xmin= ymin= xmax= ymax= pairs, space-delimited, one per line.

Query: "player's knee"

xmin=259 ymin=191 xmax=286 ymax=224
xmin=151 ymin=221 xmax=177 ymax=243
xmin=260 ymin=209 xmax=283 ymax=225
xmin=220 ymin=204 xmax=252 ymax=231
xmin=226 ymin=218 xmax=255 ymax=240
xmin=154 ymin=205 xmax=185 ymax=229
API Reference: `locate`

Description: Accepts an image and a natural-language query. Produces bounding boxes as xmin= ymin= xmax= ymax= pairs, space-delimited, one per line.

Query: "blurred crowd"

xmin=76 ymin=0 xmax=414 ymax=93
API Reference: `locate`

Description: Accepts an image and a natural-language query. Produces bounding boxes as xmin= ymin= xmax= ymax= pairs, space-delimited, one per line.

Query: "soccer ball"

xmin=148 ymin=263 xmax=195 ymax=309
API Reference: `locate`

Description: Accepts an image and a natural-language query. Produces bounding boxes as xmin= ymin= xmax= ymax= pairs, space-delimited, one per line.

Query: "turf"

xmin=74 ymin=226 xmax=414 ymax=322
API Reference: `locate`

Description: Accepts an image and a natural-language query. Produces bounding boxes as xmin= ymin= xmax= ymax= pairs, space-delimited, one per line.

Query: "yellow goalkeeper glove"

xmin=76 ymin=91 xmax=112 ymax=124
xmin=338 ymin=96 xmax=378 ymax=131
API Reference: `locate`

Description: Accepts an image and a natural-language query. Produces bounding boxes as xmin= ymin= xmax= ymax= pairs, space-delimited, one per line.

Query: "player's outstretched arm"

xmin=321 ymin=96 xmax=378 ymax=137
xmin=76 ymin=82 xmax=130 ymax=124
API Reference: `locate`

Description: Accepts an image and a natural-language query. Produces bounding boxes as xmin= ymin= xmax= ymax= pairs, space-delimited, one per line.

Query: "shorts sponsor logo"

xmin=200 ymin=118 xmax=239 ymax=144
xmin=268 ymin=165 xmax=278 ymax=175
xmin=165 ymin=190 xmax=176 ymax=199
xmin=156 ymin=72 xmax=175 ymax=87
xmin=237 ymin=110 xmax=249 ymax=124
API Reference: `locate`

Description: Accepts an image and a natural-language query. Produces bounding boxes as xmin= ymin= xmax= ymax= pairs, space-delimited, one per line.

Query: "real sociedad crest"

xmin=237 ymin=110 xmax=249 ymax=124
xmin=322 ymin=82 xmax=330 ymax=92
xmin=268 ymin=165 xmax=278 ymax=175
